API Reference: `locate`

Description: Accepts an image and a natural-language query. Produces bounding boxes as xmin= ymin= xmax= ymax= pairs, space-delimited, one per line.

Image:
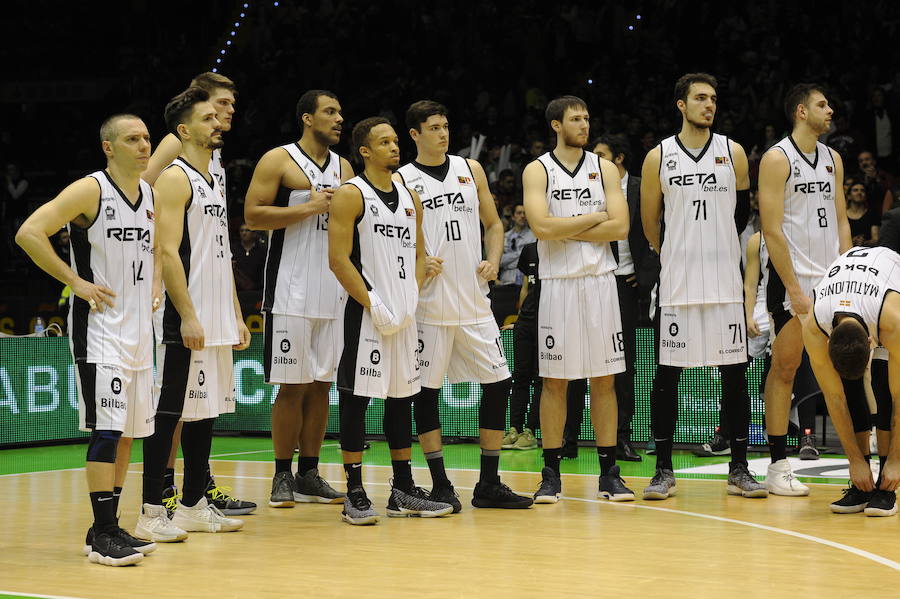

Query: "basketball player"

xmin=244 ymin=90 xmax=353 ymax=507
xmin=640 ymin=73 xmax=767 ymax=500
xmin=522 ymin=96 xmax=635 ymax=503
xmin=16 ymin=114 xmax=161 ymax=564
xmin=329 ymin=117 xmax=453 ymax=524
xmin=145 ymin=72 xmax=254 ymax=515
xmin=396 ymin=100 xmax=533 ymax=510
xmin=760 ymin=83 xmax=851 ymax=495
xmin=803 ymin=246 xmax=900 ymax=516
xmin=139 ymin=87 xmax=249 ymax=535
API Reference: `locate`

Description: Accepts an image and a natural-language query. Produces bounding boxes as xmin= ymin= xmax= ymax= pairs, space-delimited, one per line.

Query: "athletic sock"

xmin=769 ymin=434 xmax=787 ymax=462
xmin=425 ymin=450 xmax=450 ymax=486
xmin=543 ymin=447 xmax=561 ymax=475
xmin=89 ymin=491 xmax=117 ymax=533
xmin=730 ymin=438 xmax=748 ymax=465
xmin=112 ymin=486 xmax=122 ymax=518
xmin=597 ymin=446 xmax=616 ymax=475
xmin=298 ymin=456 xmax=319 ymax=475
xmin=344 ymin=462 xmax=362 ymax=488
xmin=164 ymin=468 xmax=175 ymax=489
xmin=655 ymin=439 xmax=674 ymax=470
xmin=275 ymin=458 xmax=293 ymax=475
xmin=392 ymin=459 xmax=414 ymax=491
xmin=479 ymin=449 xmax=500 ymax=484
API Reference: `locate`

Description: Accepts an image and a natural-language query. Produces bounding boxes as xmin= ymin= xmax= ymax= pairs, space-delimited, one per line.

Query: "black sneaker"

xmin=693 ymin=428 xmax=730 ymax=457
xmin=84 ymin=525 xmax=157 ymax=556
xmin=341 ymin=486 xmax=379 ymax=525
xmin=205 ymin=478 xmax=257 ymax=515
xmin=87 ymin=530 xmax=144 ymax=566
xmin=386 ymin=484 xmax=453 ymax=517
xmin=830 ymin=484 xmax=871 ymax=514
xmin=864 ymin=489 xmax=898 ymax=517
xmin=598 ymin=465 xmax=635 ymax=501
xmin=429 ymin=482 xmax=462 ymax=513
xmin=472 ymin=480 xmax=534 ymax=509
xmin=533 ymin=467 xmax=562 ymax=504
xmin=798 ymin=432 xmax=820 ymax=460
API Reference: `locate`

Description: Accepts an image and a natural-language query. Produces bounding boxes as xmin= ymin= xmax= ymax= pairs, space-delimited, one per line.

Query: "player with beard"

xmin=760 ymin=84 xmax=851 ymax=495
xmin=640 ymin=73 xmax=766 ymax=500
xmin=244 ymin=90 xmax=353 ymax=507
xmin=523 ymin=96 xmax=634 ymax=503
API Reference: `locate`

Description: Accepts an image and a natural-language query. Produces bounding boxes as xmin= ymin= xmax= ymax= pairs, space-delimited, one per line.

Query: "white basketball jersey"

xmin=69 ymin=171 xmax=155 ymax=370
xmin=348 ymin=175 xmax=418 ymax=325
xmin=813 ymin=247 xmax=900 ymax=344
xmin=772 ymin=136 xmax=840 ymax=278
xmin=658 ymin=133 xmax=742 ymax=306
xmin=262 ymin=143 xmax=345 ymax=318
xmin=536 ymin=150 xmax=616 ymax=279
xmin=161 ymin=158 xmax=239 ymax=346
xmin=397 ymin=155 xmax=492 ymax=325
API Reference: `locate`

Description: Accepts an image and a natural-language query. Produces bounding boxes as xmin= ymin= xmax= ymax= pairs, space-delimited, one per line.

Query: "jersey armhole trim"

xmin=345 ymin=182 xmax=366 ymax=227
xmin=811 ymin=295 xmax=830 ymax=338
xmin=536 ymin=159 xmax=549 ymax=195
xmin=726 ymin=136 xmax=735 ymax=168
xmin=280 ymin=146 xmax=314 ymax=189
xmin=78 ymin=176 xmax=104 ymax=230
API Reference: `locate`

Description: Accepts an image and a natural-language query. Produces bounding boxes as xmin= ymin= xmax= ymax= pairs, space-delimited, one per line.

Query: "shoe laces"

xmin=163 ymin=492 xmax=182 ymax=511
xmin=348 ymin=489 xmax=371 ymax=509
xmin=207 ymin=485 xmax=237 ymax=503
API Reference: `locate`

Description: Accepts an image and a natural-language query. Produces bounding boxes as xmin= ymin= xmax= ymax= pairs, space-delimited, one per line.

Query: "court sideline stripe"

xmin=0 ymin=591 xmax=89 ymax=599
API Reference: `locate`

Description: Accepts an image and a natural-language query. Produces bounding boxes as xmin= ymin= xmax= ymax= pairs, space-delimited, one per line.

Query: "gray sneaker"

xmin=294 ymin=469 xmax=346 ymax=504
xmin=387 ymin=484 xmax=454 ymax=518
xmin=342 ymin=487 xmax=379 ymax=525
xmin=726 ymin=463 xmax=769 ymax=498
xmin=643 ymin=469 xmax=677 ymax=500
xmin=269 ymin=471 xmax=296 ymax=508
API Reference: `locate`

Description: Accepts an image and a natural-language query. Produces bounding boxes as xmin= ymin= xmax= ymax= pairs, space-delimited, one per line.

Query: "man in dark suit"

xmin=564 ymin=134 xmax=651 ymax=461
xmin=880 ymin=206 xmax=900 ymax=252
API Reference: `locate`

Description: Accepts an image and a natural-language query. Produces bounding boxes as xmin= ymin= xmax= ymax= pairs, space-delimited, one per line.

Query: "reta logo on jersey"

xmin=793 ymin=181 xmax=832 ymax=194
xmin=106 ymin=227 xmax=151 ymax=242
xmin=373 ymin=223 xmax=410 ymax=239
xmin=551 ymin=188 xmax=591 ymax=201
xmin=203 ymin=205 xmax=227 ymax=218
xmin=422 ymin=192 xmax=465 ymax=210
xmin=667 ymin=173 xmax=717 ymax=186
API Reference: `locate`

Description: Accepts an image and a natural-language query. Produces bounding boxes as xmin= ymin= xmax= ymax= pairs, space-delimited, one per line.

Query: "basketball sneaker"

xmin=342 ymin=487 xmax=379 ymax=525
xmin=171 ymin=496 xmax=244 ymax=532
xmin=429 ymin=482 xmax=462 ymax=513
xmin=205 ymin=477 xmax=257 ymax=515
xmin=864 ymin=490 xmax=898 ymax=517
xmin=798 ymin=431 xmax=820 ymax=460
xmin=830 ymin=484 xmax=871 ymax=513
xmin=643 ymin=469 xmax=677 ymax=500
xmin=766 ymin=459 xmax=809 ymax=496
xmin=386 ymin=483 xmax=454 ymax=517
xmin=87 ymin=530 xmax=144 ymax=567
xmin=501 ymin=427 xmax=519 ymax=449
xmin=533 ymin=467 xmax=562 ymax=504
xmin=598 ymin=465 xmax=635 ymax=501
xmin=726 ymin=463 xmax=768 ymax=498
xmin=692 ymin=427 xmax=730 ymax=457
xmin=471 ymin=480 xmax=534 ymax=508
xmin=294 ymin=469 xmax=346 ymax=504
xmin=269 ymin=471 xmax=296 ymax=508
xmin=84 ymin=526 xmax=156 ymax=556
xmin=514 ymin=428 xmax=538 ymax=450
xmin=161 ymin=485 xmax=179 ymax=517
xmin=135 ymin=503 xmax=188 ymax=542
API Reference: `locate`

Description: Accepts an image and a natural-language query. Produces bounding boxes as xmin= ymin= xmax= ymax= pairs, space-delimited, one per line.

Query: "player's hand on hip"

xmin=626 ymin=274 xmax=638 ymax=288
xmin=72 ymin=278 xmax=116 ymax=313
xmin=789 ymin=290 xmax=812 ymax=315
xmin=151 ymin=282 xmax=162 ymax=312
xmin=747 ymin=319 xmax=762 ymax=338
xmin=879 ymin=460 xmax=900 ymax=491
xmin=368 ymin=290 xmax=401 ymax=336
xmin=233 ymin=319 xmax=251 ymax=351
xmin=308 ymin=188 xmax=334 ymax=215
xmin=180 ymin=317 xmax=205 ymax=351
xmin=425 ymin=256 xmax=444 ymax=279
xmin=849 ymin=457 xmax=876 ymax=492
xmin=476 ymin=260 xmax=498 ymax=282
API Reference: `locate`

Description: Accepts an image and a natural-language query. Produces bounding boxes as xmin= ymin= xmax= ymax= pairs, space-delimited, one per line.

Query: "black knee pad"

xmin=383 ymin=399 xmax=413 ymax=450
xmin=872 ymin=358 xmax=892 ymax=431
xmin=843 ymin=377 xmax=872 ymax=433
xmin=87 ymin=429 xmax=122 ymax=463
xmin=339 ymin=393 xmax=369 ymax=452
xmin=480 ymin=379 xmax=511 ymax=431
xmin=413 ymin=387 xmax=441 ymax=435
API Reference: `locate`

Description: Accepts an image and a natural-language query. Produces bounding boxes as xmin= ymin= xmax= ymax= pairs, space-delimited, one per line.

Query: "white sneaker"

xmin=171 ymin=496 xmax=244 ymax=532
xmin=766 ymin=459 xmax=810 ymax=496
xmin=135 ymin=503 xmax=188 ymax=542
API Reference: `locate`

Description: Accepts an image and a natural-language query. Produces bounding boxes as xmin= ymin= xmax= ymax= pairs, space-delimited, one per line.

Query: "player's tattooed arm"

xmin=640 ymin=145 xmax=663 ymax=253
xmin=469 ymin=158 xmax=503 ymax=280
xmin=245 ymin=148 xmax=332 ymax=230
xmin=570 ymin=159 xmax=629 ymax=243
xmin=522 ymin=160 xmax=604 ymax=241
xmin=328 ymin=184 xmax=371 ymax=306
xmin=144 ymin=133 xmax=183 ymax=185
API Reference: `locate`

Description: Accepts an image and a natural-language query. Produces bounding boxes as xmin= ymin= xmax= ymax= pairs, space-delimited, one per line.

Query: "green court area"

xmin=0 ymin=436 xmax=853 ymax=486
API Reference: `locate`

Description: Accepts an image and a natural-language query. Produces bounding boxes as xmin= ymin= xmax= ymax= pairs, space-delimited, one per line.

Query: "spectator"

xmin=4 ymin=163 xmax=29 ymax=228
xmin=498 ymin=204 xmax=536 ymax=285
xmin=493 ymin=168 xmax=519 ymax=212
xmin=859 ymin=87 xmax=896 ymax=164
xmin=846 ymin=181 xmax=879 ymax=246
xmin=53 ymin=229 xmax=70 ymax=264
xmin=231 ymin=223 xmax=267 ymax=291
xmin=857 ymin=150 xmax=895 ymax=214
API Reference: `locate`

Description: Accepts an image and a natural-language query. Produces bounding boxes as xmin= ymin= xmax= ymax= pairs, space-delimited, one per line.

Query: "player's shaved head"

xmin=100 ymin=114 xmax=144 ymax=143
xmin=828 ymin=316 xmax=870 ymax=380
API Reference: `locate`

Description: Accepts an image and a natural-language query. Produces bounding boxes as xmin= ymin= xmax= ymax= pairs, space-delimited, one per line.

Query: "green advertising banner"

xmin=0 ymin=331 xmax=767 ymax=448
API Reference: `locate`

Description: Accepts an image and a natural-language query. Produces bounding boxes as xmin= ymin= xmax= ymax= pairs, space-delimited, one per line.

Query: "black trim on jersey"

xmin=674 ymin=132 xmax=714 ymax=164
xmin=69 ymin=223 xmax=96 ymax=362
xmin=359 ymin=173 xmax=399 ymax=213
xmin=536 ymin=159 xmax=549 ymax=194
xmin=811 ymin=295 xmax=830 ymax=337
xmin=726 ymin=137 xmax=734 ymax=165
xmin=295 ymin=143 xmax=332 ymax=172
xmin=261 ymin=187 xmax=290 ymax=313
xmin=336 ymin=297 xmax=365 ymax=394
xmin=155 ymin=344 xmax=191 ymax=417
xmin=788 ymin=135 xmax=818 ymax=169
xmin=348 ymin=207 xmax=370 ymax=291
xmin=79 ymin=177 xmax=103 ymax=230
xmin=176 ymin=157 xmax=215 ymax=189
xmin=102 ymin=170 xmax=142 ymax=212
xmin=77 ymin=363 xmax=98 ymax=428
xmin=549 ymin=149 xmax=586 ymax=178
xmin=413 ymin=159 xmax=450 ymax=182
xmin=263 ymin=313 xmax=274 ymax=382
xmin=161 ymin=211 xmax=192 ymax=344
xmin=596 ymin=155 xmax=606 ymax=193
